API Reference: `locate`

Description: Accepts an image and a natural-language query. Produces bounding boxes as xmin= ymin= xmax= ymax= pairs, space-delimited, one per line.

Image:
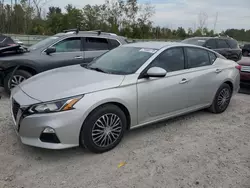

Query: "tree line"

xmin=0 ymin=0 xmax=250 ymax=42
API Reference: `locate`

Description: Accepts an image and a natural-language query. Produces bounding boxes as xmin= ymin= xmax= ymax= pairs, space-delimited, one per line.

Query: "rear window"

xmin=216 ymin=39 xmax=230 ymax=48
xmin=243 ymin=44 xmax=250 ymax=48
xmin=181 ymin=38 xmax=207 ymax=46
xmin=226 ymin=39 xmax=239 ymax=49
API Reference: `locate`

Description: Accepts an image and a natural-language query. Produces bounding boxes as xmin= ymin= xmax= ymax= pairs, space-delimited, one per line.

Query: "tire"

xmin=80 ymin=104 xmax=127 ymax=153
xmin=208 ymin=83 xmax=232 ymax=114
xmin=4 ymin=69 xmax=32 ymax=94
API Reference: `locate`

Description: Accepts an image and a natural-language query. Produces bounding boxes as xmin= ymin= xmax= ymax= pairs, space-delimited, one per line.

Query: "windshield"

xmin=29 ymin=36 xmax=59 ymax=50
xmin=182 ymin=38 xmax=206 ymax=46
xmin=86 ymin=46 xmax=157 ymax=75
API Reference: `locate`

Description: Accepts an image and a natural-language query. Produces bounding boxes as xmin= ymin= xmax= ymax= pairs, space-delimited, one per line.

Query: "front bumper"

xmin=10 ymin=89 xmax=84 ymax=149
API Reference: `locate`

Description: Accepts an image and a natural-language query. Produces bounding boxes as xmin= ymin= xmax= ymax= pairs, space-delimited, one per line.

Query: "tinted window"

xmin=205 ymin=39 xmax=217 ymax=49
xmin=186 ymin=47 xmax=210 ymax=68
xmin=208 ymin=51 xmax=217 ymax=63
xmin=216 ymin=39 xmax=230 ymax=48
xmin=87 ymin=47 xmax=156 ymax=75
xmin=109 ymin=39 xmax=120 ymax=49
xmin=150 ymin=48 xmax=185 ymax=72
xmin=226 ymin=39 xmax=238 ymax=49
xmin=85 ymin=37 xmax=109 ymax=51
xmin=52 ymin=37 xmax=81 ymax=52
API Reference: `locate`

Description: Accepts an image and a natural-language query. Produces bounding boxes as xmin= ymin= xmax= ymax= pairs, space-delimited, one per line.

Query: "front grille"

xmin=241 ymin=66 xmax=250 ymax=73
xmin=12 ymin=100 xmax=20 ymax=120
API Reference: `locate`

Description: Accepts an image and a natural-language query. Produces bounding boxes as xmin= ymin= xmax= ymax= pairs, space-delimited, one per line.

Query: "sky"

xmin=46 ymin=0 xmax=250 ymax=32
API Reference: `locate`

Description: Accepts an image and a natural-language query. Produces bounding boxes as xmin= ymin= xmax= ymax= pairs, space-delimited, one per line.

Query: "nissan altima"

xmin=10 ymin=42 xmax=240 ymax=153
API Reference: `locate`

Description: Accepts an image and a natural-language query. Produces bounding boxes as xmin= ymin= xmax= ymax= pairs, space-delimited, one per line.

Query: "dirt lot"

xmin=0 ymin=88 xmax=250 ymax=188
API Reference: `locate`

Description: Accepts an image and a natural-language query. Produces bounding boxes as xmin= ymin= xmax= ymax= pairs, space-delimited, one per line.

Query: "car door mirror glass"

xmin=146 ymin=67 xmax=167 ymax=78
xmin=45 ymin=47 xmax=56 ymax=55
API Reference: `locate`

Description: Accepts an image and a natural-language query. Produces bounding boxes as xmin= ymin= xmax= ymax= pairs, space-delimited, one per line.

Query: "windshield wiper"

xmin=88 ymin=67 xmax=107 ymax=73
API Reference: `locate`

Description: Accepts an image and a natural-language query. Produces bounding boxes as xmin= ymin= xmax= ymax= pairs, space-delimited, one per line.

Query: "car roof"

xmin=185 ymin=36 xmax=235 ymax=41
xmin=123 ymin=41 xmax=206 ymax=50
xmin=54 ymin=31 xmax=124 ymax=40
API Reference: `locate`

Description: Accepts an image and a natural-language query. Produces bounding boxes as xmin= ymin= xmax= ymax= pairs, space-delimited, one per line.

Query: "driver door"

xmin=41 ymin=37 xmax=84 ymax=70
xmin=137 ymin=47 xmax=191 ymax=124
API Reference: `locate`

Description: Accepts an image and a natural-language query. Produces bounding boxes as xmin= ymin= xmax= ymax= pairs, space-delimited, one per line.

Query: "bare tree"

xmin=197 ymin=11 xmax=208 ymax=34
xmin=213 ymin=12 xmax=218 ymax=33
xmin=32 ymin=0 xmax=48 ymax=18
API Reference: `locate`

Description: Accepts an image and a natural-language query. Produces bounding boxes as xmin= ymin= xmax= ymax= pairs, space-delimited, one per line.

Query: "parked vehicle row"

xmin=181 ymin=36 xmax=242 ymax=62
xmin=10 ymin=41 xmax=240 ymax=153
xmin=0 ymin=29 xmax=128 ymax=93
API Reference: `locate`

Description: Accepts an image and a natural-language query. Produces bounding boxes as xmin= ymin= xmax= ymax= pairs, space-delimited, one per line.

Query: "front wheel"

xmin=208 ymin=83 xmax=232 ymax=113
xmin=80 ymin=104 xmax=127 ymax=153
xmin=4 ymin=70 xmax=32 ymax=94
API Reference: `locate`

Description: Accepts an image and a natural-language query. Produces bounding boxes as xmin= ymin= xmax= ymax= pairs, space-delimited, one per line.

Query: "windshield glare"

xmin=88 ymin=46 xmax=157 ymax=75
xmin=182 ymin=38 xmax=206 ymax=46
xmin=29 ymin=36 xmax=59 ymax=50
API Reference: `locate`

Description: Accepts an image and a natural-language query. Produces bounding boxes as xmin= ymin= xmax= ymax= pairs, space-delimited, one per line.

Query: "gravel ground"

xmin=0 ymin=87 xmax=250 ymax=188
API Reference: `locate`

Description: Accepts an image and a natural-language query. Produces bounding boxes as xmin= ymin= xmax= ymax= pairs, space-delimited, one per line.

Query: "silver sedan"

xmin=10 ymin=42 xmax=240 ymax=153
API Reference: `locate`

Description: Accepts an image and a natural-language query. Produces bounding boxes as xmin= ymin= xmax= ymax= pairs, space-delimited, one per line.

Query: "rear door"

xmin=82 ymin=37 xmax=110 ymax=65
xmin=40 ymin=37 xmax=84 ymax=70
xmin=215 ymin=39 xmax=231 ymax=59
xmin=183 ymin=47 xmax=220 ymax=107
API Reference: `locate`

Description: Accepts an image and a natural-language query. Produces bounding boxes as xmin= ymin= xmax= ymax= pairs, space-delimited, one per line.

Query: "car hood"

xmin=237 ymin=57 xmax=250 ymax=66
xmin=18 ymin=65 xmax=125 ymax=102
xmin=0 ymin=51 xmax=31 ymax=60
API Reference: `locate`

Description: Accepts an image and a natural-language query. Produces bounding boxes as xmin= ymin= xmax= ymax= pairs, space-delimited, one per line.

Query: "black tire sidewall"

xmin=4 ymin=70 xmax=32 ymax=94
xmin=213 ymin=83 xmax=232 ymax=113
xmin=80 ymin=104 xmax=127 ymax=153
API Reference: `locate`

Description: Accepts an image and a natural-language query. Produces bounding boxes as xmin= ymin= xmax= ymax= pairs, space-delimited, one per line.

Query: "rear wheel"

xmin=80 ymin=104 xmax=127 ymax=153
xmin=4 ymin=69 xmax=32 ymax=94
xmin=208 ymin=83 xmax=232 ymax=113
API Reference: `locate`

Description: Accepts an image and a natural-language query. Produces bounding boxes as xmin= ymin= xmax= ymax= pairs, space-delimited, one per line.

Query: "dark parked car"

xmin=237 ymin=57 xmax=250 ymax=86
xmin=0 ymin=29 xmax=128 ymax=93
xmin=182 ymin=37 xmax=242 ymax=62
xmin=242 ymin=44 xmax=250 ymax=57
xmin=0 ymin=34 xmax=16 ymax=48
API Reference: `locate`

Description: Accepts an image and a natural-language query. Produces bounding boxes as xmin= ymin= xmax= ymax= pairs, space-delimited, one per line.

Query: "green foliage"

xmin=0 ymin=0 xmax=249 ymax=41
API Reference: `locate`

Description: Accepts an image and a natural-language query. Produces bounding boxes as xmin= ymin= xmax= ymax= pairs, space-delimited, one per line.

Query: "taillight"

xmin=235 ymin=65 xmax=241 ymax=71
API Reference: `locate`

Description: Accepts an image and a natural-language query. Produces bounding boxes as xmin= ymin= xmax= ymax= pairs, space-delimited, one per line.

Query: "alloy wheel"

xmin=9 ymin=75 xmax=26 ymax=89
xmin=91 ymin=113 xmax=122 ymax=148
xmin=217 ymin=88 xmax=230 ymax=110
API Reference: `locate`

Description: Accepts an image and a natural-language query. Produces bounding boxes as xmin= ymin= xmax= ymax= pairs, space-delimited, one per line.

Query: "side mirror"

xmin=205 ymin=45 xmax=212 ymax=49
xmin=45 ymin=47 xmax=56 ymax=55
xmin=146 ymin=67 xmax=167 ymax=78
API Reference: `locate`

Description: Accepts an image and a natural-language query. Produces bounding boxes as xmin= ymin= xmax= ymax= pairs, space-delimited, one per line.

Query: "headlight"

xmin=28 ymin=95 xmax=83 ymax=114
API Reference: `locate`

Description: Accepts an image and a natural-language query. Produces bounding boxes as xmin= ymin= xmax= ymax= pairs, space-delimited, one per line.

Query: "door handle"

xmin=179 ymin=78 xmax=189 ymax=84
xmin=74 ymin=56 xmax=83 ymax=59
xmin=215 ymin=69 xmax=222 ymax=73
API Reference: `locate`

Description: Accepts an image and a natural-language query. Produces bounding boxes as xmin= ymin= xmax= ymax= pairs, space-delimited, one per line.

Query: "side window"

xmin=216 ymin=39 xmax=230 ymax=48
xmin=205 ymin=39 xmax=217 ymax=49
xmin=208 ymin=51 xmax=217 ymax=64
xmin=109 ymin=39 xmax=120 ymax=49
xmin=226 ymin=39 xmax=238 ymax=49
xmin=85 ymin=37 xmax=109 ymax=51
xmin=52 ymin=37 xmax=81 ymax=52
xmin=150 ymin=48 xmax=185 ymax=72
xmin=186 ymin=47 xmax=210 ymax=68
